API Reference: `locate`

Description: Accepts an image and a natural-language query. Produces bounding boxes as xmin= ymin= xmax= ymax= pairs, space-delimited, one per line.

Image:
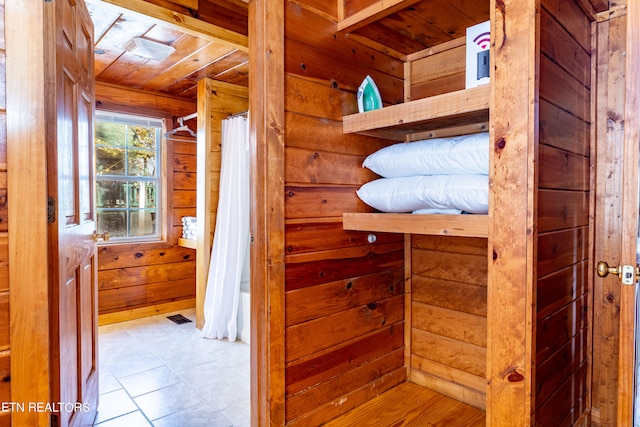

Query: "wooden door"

xmin=48 ymin=0 xmax=99 ymax=426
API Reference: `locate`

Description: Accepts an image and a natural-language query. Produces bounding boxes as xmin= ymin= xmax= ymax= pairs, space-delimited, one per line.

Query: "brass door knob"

xmin=92 ymin=230 xmax=110 ymax=242
xmin=596 ymin=261 xmax=620 ymax=278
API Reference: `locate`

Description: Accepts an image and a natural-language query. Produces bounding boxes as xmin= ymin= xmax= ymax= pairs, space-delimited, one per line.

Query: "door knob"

xmin=92 ymin=230 xmax=110 ymax=242
xmin=597 ymin=261 xmax=639 ymax=285
xmin=596 ymin=261 xmax=620 ymax=278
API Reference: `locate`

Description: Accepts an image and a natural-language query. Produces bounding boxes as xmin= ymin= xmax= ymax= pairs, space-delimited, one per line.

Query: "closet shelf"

xmin=343 ymin=85 xmax=490 ymax=141
xmin=343 ymin=213 xmax=488 ymax=238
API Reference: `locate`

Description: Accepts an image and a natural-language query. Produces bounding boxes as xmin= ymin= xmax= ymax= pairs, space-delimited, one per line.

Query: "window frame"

xmin=94 ymin=110 xmax=168 ymax=244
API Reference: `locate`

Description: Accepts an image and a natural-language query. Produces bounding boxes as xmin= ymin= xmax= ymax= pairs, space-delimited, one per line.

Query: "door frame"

xmin=618 ymin=0 xmax=640 ymax=423
xmin=6 ymin=0 xmax=55 ymax=425
xmin=5 ymin=0 xmax=260 ymax=425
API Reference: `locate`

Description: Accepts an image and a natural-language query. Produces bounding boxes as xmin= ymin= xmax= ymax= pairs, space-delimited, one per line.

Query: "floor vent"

xmin=166 ymin=314 xmax=193 ymax=325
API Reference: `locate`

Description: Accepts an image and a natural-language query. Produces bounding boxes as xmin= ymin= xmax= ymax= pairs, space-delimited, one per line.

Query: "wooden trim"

xmin=410 ymin=368 xmax=486 ymax=410
xmin=586 ymin=17 xmax=597 ymax=427
xmin=98 ymin=298 xmax=196 ymax=325
xmin=97 ymin=0 xmax=249 ymax=51
xmin=343 ymin=213 xmax=489 ymax=238
xmin=250 ymin=0 xmax=286 ymax=425
xmin=337 ymin=0 xmax=422 ymax=33
xmin=196 ymin=78 xmax=213 ymax=329
xmin=404 ymin=234 xmax=412 ymax=380
xmin=487 ymin=1 xmax=539 ymax=425
xmin=6 ymin=1 xmax=51 ymax=425
xmin=618 ymin=0 xmax=640 ymax=423
xmin=178 ymin=238 xmax=197 ymax=249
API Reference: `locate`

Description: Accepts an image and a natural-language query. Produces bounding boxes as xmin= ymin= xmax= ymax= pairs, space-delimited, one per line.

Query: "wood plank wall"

xmin=95 ymin=83 xmax=197 ymax=317
xmin=282 ymin=1 xmax=407 ymax=425
xmin=0 ymin=1 xmax=9 ymax=424
xmin=404 ymin=13 xmax=489 ymax=412
xmin=409 ymin=235 xmax=487 ymax=409
xmin=535 ymin=1 xmax=592 ymax=425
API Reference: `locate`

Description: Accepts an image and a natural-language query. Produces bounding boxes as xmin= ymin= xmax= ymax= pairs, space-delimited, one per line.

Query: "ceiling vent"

xmin=123 ymin=37 xmax=176 ymax=61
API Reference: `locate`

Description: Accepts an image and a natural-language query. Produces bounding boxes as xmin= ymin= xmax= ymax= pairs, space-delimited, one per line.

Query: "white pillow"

xmin=362 ymin=132 xmax=489 ymax=177
xmin=356 ymin=175 xmax=488 ymax=214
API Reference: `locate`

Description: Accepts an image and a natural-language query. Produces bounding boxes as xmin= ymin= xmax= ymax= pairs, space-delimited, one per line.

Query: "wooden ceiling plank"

xmin=140 ymin=42 xmax=239 ymax=91
xmin=166 ymin=50 xmax=249 ymax=95
xmin=89 ymin=7 xmax=122 ymax=45
xmin=354 ymin=21 xmax=427 ymax=55
xmin=337 ymin=0 xmax=423 ymax=33
xmin=94 ymin=15 xmax=155 ymax=77
xmin=445 ymin=0 xmax=490 ymax=24
xmin=404 ymin=0 xmax=476 ymax=40
xmin=111 ymin=34 xmax=212 ymax=89
xmin=168 ymin=0 xmax=198 ymax=9
xmin=93 ymin=0 xmax=248 ymax=51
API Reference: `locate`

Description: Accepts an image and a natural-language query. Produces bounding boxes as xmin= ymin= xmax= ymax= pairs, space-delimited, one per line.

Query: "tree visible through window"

xmin=95 ymin=112 xmax=163 ymax=241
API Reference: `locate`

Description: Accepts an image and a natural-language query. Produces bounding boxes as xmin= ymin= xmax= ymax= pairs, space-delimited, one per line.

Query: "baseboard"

xmin=98 ymin=298 xmax=196 ymax=326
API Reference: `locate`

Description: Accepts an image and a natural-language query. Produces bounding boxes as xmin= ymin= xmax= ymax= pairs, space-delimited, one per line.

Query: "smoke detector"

xmin=123 ymin=37 xmax=176 ymax=61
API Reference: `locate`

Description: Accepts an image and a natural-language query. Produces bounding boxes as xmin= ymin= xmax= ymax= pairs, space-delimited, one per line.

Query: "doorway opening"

xmin=85 ymin=1 xmax=252 ymax=425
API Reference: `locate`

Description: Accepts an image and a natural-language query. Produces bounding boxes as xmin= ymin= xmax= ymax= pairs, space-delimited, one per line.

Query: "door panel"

xmin=49 ymin=0 xmax=98 ymax=426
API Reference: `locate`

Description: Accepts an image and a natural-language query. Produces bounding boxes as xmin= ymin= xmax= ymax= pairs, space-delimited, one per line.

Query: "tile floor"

xmin=93 ymin=309 xmax=250 ymax=427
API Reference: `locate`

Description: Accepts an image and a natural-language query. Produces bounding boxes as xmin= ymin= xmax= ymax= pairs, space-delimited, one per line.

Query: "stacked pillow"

xmin=356 ymin=132 xmax=489 ymax=214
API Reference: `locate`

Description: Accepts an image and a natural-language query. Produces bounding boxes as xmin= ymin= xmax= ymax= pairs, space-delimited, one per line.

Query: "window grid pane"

xmin=95 ymin=112 xmax=162 ymax=241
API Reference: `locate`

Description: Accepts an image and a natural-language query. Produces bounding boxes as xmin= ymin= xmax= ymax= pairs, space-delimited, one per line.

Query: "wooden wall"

xmin=535 ymin=1 xmax=592 ymax=425
xmin=282 ymin=1 xmax=407 ymax=425
xmin=95 ymin=83 xmax=197 ymax=320
xmin=409 ymin=235 xmax=487 ymax=409
xmin=0 ymin=1 xmax=9 ymax=424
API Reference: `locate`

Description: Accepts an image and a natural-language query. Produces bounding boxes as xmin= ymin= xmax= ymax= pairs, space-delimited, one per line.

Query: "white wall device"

xmin=465 ymin=21 xmax=491 ymax=89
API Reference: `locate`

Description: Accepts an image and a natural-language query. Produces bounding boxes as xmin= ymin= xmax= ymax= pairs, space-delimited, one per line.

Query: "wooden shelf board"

xmin=343 ymin=85 xmax=490 ymax=141
xmin=178 ymin=238 xmax=197 ymax=249
xmin=343 ymin=213 xmax=488 ymax=238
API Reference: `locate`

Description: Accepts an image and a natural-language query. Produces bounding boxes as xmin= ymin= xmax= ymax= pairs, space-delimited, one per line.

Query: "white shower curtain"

xmin=202 ymin=114 xmax=250 ymax=341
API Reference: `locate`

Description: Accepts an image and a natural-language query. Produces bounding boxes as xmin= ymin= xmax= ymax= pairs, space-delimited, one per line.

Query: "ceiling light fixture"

xmin=123 ymin=37 xmax=176 ymax=61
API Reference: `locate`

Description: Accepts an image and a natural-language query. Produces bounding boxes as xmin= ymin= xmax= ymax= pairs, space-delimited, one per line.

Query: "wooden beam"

xmin=486 ymin=0 xmax=539 ymax=425
xmin=196 ymin=78 xmax=213 ymax=330
xmin=92 ymin=0 xmax=248 ymax=51
xmin=337 ymin=0 xmax=422 ymax=33
xmin=250 ymin=0 xmax=286 ymax=424
xmin=95 ymin=82 xmax=196 ymax=118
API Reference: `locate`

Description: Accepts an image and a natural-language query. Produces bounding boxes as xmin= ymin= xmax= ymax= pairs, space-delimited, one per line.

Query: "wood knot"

xmin=495 ymin=137 xmax=506 ymax=151
xmin=507 ymin=371 xmax=524 ymax=382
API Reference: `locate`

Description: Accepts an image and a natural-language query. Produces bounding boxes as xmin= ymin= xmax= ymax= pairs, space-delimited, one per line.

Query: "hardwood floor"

xmin=324 ymin=382 xmax=486 ymax=426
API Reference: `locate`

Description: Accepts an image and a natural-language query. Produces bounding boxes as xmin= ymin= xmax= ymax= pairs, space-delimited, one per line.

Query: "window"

xmin=95 ymin=111 xmax=164 ymax=242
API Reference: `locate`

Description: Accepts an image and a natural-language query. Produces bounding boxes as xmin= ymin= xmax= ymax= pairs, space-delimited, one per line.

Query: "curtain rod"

xmin=227 ymin=110 xmax=248 ymax=119
xmin=178 ymin=112 xmax=198 ymax=122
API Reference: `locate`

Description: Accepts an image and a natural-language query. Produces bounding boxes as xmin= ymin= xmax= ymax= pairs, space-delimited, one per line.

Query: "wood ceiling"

xmin=86 ymin=0 xmax=249 ymax=102
xmin=338 ymin=0 xmax=608 ymax=58
xmin=86 ymin=0 xmax=609 ymax=101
